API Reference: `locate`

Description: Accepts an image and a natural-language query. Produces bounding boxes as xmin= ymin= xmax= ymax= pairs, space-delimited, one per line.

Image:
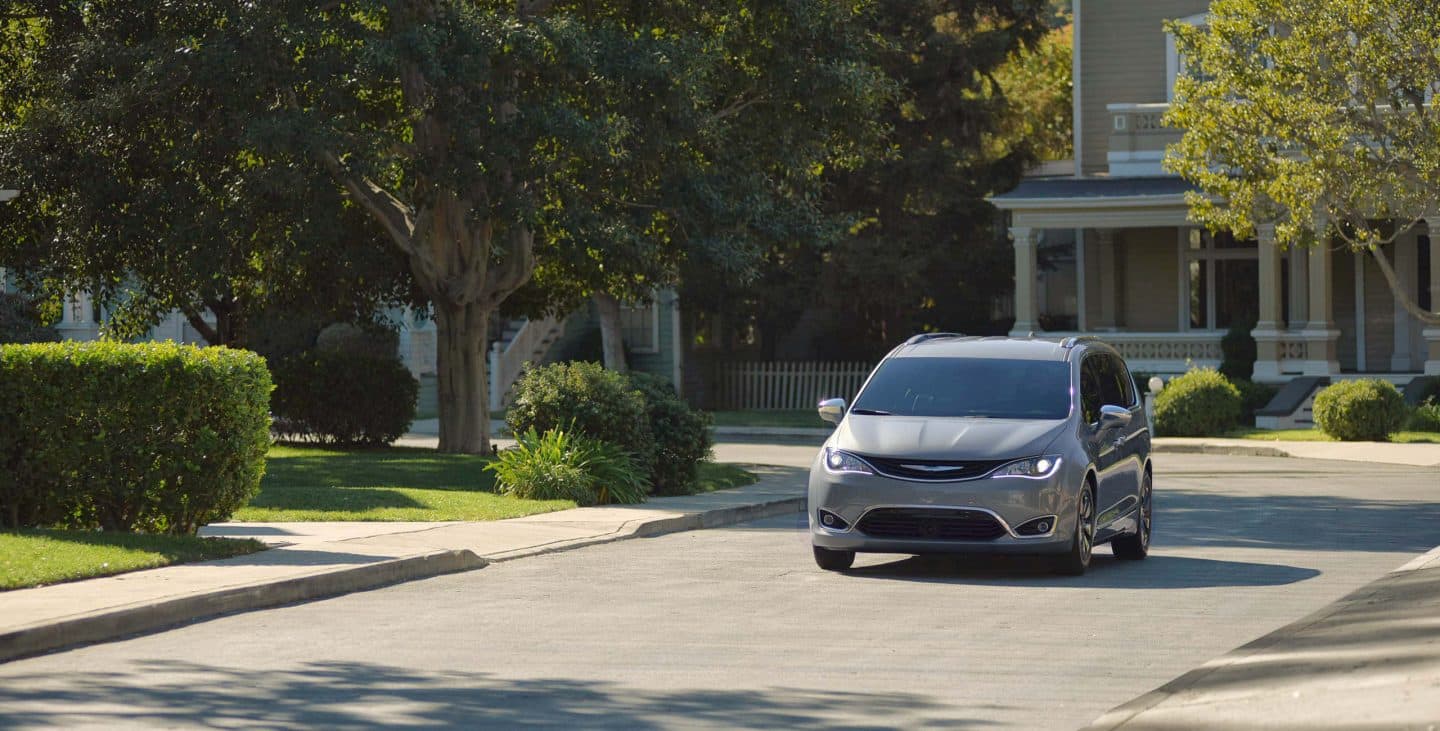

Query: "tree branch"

xmin=1368 ymin=241 xmax=1440 ymax=326
xmin=180 ymin=305 xmax=220 ymax=346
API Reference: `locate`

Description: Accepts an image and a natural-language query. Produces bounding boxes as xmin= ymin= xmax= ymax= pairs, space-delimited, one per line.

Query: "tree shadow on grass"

xmin=264 ymin=451 xmax=494 ymax=493
xmin=244 ymin=486 xmax=428 ymax=512
xmin=0 ymin=660 xmax=985 ymax=729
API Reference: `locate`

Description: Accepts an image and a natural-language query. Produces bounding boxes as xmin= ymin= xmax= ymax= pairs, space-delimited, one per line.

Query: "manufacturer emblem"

xmin=900 ymin=463 xmax=959 ymax=473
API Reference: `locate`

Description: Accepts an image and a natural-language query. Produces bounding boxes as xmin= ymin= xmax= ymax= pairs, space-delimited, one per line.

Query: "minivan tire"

xmin=1052 ymin=486 xmax=1095 ymax=576
xmin=1112 ymin=471 xmax=1152 ymax=561
xmin=813 ymin=546 xmax=855 ymax=571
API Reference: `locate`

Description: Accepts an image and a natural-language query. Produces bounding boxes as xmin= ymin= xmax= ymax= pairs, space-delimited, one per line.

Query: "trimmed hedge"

xmin=1234 ymin=379 xmax=1280 ymax=418
xmin=507 ymin=362 xmax=656 ymax=480
xmin=270 ymin=349 xmax=418 ymax=446
xmin=629 ymin=372 xmax=714 ymax=495
xmin=0 ymin=342 xmax=272 ymax=534
xmin=1313 ymin=379 xmax=1407 ymax=442
xmin=1153 ymin=368 xmax=1244 ymax=437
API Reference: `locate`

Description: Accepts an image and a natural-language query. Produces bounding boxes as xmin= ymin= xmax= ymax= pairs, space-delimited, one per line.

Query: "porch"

xmin=992 ymin=177 xmax=1440 ymax=380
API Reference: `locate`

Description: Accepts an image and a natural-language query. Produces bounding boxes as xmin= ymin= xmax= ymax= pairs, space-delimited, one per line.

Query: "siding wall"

xmin=1362 ymin=250 xmax=1396 ymax=372
xmin=1120 ymin=228 xmax=1180 ymax=330
xmin=1078 ymin=0 xmax=1209 ymax=174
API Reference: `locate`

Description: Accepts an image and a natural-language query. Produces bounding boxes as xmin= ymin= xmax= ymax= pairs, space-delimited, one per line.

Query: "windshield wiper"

xmin=848 ymin=408 xmax=893 ymax=416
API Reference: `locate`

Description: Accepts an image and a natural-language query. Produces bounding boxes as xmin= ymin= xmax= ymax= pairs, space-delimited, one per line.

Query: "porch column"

xmin=1095 ymin=229 xmax=1119 ymax=330
xmin=1252 ymin=224 xmax=1284 ymax=381
xmin=1424 ymin=218 xmax=1440 ymax=375
xmin=1301 ymin=234 xmax=1341 ymax=375
xmin=1010 ymin=227 xmax=1040 ymax=335
xmin=1287 ymin=244 xmax=1309 ymax=328
xmin=1392 ymin=233 xmax=1417 ymax=371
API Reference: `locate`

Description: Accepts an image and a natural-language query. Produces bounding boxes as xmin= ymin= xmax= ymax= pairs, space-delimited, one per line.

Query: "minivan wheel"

xmin=1113 ymin=471 xmax=1152 ymax=561
xmin=1052 ymin=486 xmax=1095 ymax=576
xmin=813 ymin=546 xmax=855 ymax=571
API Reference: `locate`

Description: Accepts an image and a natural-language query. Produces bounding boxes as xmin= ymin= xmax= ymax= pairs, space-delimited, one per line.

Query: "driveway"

xmin=0 ymin=454 xmax=1436 ymax=729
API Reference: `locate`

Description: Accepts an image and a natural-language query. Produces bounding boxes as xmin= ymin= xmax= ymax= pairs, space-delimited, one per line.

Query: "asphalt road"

xmin=2 ymin=453 xmax=1438 ymax=730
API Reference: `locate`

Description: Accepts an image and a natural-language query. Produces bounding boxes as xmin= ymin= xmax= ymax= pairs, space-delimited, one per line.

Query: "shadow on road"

xmin=842 ymin=553 xmax=1320 ymax=589
xmin=0 ymin=660 xmax=990 ymax=729
xmin=1157 ymin=489 xmax=1440 ymax=553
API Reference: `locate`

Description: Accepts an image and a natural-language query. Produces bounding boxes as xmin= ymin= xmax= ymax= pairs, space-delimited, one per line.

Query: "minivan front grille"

xmin=856 ymin=508 xmax=1007 ymax=541
xmin=861 ymin=457 xmax=1007 ymax=482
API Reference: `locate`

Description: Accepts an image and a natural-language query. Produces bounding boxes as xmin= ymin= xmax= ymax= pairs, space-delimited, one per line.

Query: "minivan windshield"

xmin=849 ymin=357 xmax=1071 ymax=420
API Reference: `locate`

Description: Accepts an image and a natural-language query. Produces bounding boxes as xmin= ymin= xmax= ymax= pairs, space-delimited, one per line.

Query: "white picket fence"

xmin=711 ymin=361 xmax=874 ymax=410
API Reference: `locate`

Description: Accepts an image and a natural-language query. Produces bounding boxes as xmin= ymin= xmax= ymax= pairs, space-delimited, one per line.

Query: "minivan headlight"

xmin=992 ymin=455 xmax=1062 ymax=479
xmin=824 ymin=448 xmax=874 ymax=475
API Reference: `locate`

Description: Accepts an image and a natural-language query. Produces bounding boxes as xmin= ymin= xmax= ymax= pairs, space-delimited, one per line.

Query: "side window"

xmin=1096 ymin=355 xmax=1129 ymax=408
xmin=1079 ymin=357 xmax=1104 ymax=424
xmin=1109 ymin=355 xmax=1137 ymax=407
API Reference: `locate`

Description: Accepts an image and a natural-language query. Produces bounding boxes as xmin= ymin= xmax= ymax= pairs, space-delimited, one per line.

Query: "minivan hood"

xmin=833 ymin=415 xmax=1068 ymax=461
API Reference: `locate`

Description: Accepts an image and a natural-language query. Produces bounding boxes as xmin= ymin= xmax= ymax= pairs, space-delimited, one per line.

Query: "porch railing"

xmin=1047 ymin=331 xmax=1224 ymax=373
xmin=709 ymin=361 xmax=873 ymax=411
xmin=488 ymin=315 xmax=562 ymax=406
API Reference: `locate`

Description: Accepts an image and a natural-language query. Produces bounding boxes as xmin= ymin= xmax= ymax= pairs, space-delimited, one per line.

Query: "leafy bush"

xmin=315 ymin=321 xmax=400 ymax=360
xmin=628 ymin=372 xmax=713 ymax=495
xmin=1233 ymin=379 xmax=1280 ymax=418
xmin=1219 ymin=317 xmax=1257 ymax=381
xmin=270 ymin=349 xmax=418 ymax=446
xmin=1409 ymin=376 xmax=1440 ymax=407
xmin=0 ymin=342 xmax=272 ymax=534
xmin=1153 ymin=368 xmax=1244 ymax=437
xmin=1312 ymin=379 xmax=1408 ymax=442
xmin=1409 ymin=402 xmax=1440 ymax=433
xmin=487 ymin=427 xmax=649 ymax=505
xmin=0 ymin=292 xmax=59 ymax=344
xmin=507 ymin=361 xmax=655 ymax=479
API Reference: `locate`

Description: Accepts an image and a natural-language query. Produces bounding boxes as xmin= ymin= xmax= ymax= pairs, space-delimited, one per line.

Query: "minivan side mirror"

xmin=817 ymin=398 xmax=847 ymax=425
xmin=1098 ymin=404 xmax=1132 ymax=431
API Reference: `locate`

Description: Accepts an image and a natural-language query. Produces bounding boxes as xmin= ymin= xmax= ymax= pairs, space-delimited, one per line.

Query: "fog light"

xmin=817 ymin=509 xmax=849 ymax=530
xmin=822 ymin=513 xmax=837 ymax=527
xmin=1014 ymin=515 xmax=1057 ymax=536
xmin=1036 ymin=520 xmax=1050 ymax=533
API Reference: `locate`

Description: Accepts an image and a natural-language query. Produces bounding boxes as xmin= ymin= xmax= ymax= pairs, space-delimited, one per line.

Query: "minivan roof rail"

xmin=1059 ymin=335 xmax=1100 ymax=349
xmin=904 ymin=332 xmax=966 ymax=345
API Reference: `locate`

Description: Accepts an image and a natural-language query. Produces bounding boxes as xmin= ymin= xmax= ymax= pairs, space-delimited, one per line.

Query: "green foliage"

xmin=1166 ymin=0 xmax=1440 ymax=328
xmin=1234 ymin=379 xmax=1280 ymax=418
xmin=487 ymin=428 xmax=649 ymax=506
xmin=1408 ymin=376 xmax=1440 ymax=407
xmin=1408 ymin=403 xmax=1440 ymax=433
xmin=1219 ymin=318 xmax=1257 ymax=381
xmin=1153 ymin=368 xmax=1244 ymax=437
xmin=628 ymin=372 xmax=714 ymax=496
xmin=1313 ymin=379 xmax=1408 ymax=442
xmin=0 ymin=342 xmax=272 ymax=534
xmin=270 ymin=350 xmax=418 ymax=447
xmin=507 ymin=361 xmax=655 ymax=480
xmin=314 ymin=322 xmax=401 ymax=361
xmin=1 ymin=530 xmax=265 ymax=591
xmin=0 ymin=291 xmax=57 ymax=344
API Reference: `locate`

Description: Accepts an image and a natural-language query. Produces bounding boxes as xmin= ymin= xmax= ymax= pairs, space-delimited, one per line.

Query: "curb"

xmin=479 ymin=496 xmax=806 ymax=563
xmin=0 ymin=549 xmax=485 ymax=665
xmin=1080 ymin=545 xmax=1440 ymax=731
xmin=0 ymin=493 xmax=806 ymax=664
xmin=1152 ymin=443 xmax=1290 ymax=458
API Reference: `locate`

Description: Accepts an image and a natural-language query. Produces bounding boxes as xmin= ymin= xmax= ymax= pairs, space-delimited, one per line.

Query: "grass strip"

xmin=1 ymin=530 xmax=265 ymax=591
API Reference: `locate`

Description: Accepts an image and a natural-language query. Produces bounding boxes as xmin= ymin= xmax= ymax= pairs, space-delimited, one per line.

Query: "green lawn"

xmin=235 ymin=445 xmax=576 ymax=522
xmin=1226 ymin=428 xmax=1440 ymax=444
xmin=0 ymin=530 xmax=265 ymax=591
xmin=694 ymin=462 xmax=760 ymax=492
xmin=707 ymin=410 xmax=829 ymax=428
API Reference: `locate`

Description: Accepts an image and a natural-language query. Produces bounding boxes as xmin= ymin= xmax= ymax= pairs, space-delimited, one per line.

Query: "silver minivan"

xmin=808 ymin=334 xmax=1153 ymax=575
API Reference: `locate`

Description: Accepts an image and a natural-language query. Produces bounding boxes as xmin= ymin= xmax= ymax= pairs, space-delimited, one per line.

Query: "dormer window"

xmin=1165 ymin=13 xmax=1209 ymax=103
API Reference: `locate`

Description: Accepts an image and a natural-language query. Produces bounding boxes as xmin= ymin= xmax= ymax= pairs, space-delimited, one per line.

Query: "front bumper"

xmin=808 ymin=453 xmax=1079 ymax=555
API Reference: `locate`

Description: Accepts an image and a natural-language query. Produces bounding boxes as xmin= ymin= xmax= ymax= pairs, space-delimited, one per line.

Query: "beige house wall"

xmin=1119 ymin=228 xmax=1180 ymax=330
xmin=1077 ymin=0 xmax=1209 ymax=175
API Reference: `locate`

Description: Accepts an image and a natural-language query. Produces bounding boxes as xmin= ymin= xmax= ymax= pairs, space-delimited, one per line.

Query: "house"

xmin=990 ymin=1 xmax=1440 ymax=422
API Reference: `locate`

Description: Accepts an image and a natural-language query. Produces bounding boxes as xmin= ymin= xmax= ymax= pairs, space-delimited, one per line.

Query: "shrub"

xmin=1408 ymin=403 xmax=1440 ymax=433
xmin=1153 ymin=368 xmax=1244 ymax=437
xmin=1313 ymin=379 xmax=1408 ymax=442
xmin=0 ymin=292 xmax=59 ymax=344
xmin=1408 ymin=376 xmax=1440 ymax=407
xmin=0 ymin=342 xmax=271 ymax=534
xmin=270 ymin=349 xmax=418 ymax=446
xmin=507 ymin=362 xmax=655 ymax=479
xmin=315 ymin=321 xmax=400 ymax=360
xmin=488 ymin=427 xmax=649 ymax=505
xmin=1219 ymin=317 xmax=1257 ymax=381
xmin=1234 ymin=379 xmax=1280 ymax=418
xmin=628 ymin=372 xmax=713 ymax=495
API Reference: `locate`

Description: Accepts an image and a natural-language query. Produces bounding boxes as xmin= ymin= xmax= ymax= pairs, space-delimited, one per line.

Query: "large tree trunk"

xmin=434 ymin=300 xmax=492 ymax=454
xmin=593 ymin=291 xmax=628 ymax=372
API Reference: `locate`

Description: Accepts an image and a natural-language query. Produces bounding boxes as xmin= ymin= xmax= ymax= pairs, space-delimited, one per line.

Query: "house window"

xmin=1165 ymin=13 xmax=1210 ymax=102
xmin=620 ymin=300 xmax=660 ymax=354
xmin=1183 ymin=229 xmax=1260 ymax=331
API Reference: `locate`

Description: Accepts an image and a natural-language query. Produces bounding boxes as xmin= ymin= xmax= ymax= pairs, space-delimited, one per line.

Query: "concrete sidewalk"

xmin=1085 ymin=546 xmax=1440 ymax=730
xmin=0 ymin=465 xmax=806 ymax=664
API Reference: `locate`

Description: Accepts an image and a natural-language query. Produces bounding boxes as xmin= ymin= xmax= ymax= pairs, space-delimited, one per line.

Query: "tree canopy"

xmin=1165 ymin=0 xmax=1440 ymax=325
